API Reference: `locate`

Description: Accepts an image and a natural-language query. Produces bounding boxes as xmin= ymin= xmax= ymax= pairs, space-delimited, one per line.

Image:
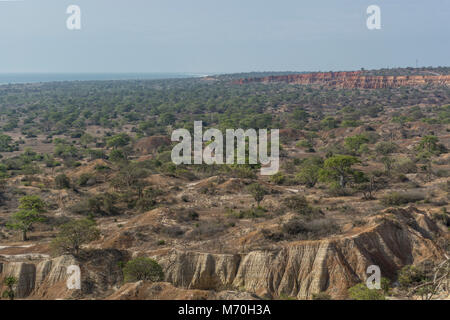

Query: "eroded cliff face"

xmin=0 ymin=255 xmax=76 ymax=299
xmin=155 ymin=207 xmax=445 ymax=299
xmin=0 ymin=250 xmax=125 ymax=299
xmin=233 ymin=71 xmax=450 ymax=89
xmin=0 ymin=207 xmax=446 ymax=300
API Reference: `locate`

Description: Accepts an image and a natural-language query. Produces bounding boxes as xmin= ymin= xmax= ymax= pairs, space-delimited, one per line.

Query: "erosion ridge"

xmin=233 ymin=71 xmax=450 ymax=88
xmin=155 ymin=206 xmax=445 ymax=299
xmin=0 ymin=206 xmax=445 ymax=300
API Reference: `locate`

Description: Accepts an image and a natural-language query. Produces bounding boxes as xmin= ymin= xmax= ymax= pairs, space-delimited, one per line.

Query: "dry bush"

xmin=281 ymin=218 xmax=341 ymax=240
xmin=187 ymin=221 xmax=226 ymax=240
xmin=173 ymin=209 xmax=199 ymax=222
xmin=381 ymin=191 xmax=425 ymax=206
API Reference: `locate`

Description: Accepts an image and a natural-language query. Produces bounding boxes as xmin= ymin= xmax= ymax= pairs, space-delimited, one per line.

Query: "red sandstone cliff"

xmin=233 ymin=71 xmax=450 ymax=89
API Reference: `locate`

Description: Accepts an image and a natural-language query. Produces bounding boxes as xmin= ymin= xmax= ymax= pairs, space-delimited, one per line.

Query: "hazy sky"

xmin=0 ymin=0 xmax=448 ymax=73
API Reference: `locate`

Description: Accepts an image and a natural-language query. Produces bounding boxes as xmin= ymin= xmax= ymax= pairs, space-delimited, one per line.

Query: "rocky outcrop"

xmin=0 ymin=249 xmax=125 ymax=299
xmin=0 ymin=262 xmax=36 ymax=297
xmin=0 ymin=255 xmax=76 ymax=299
xmin=155 ymin=207 xmax=445 ymax=299
xmin=159 ymin=251 xmax=241 ymax=290
xmin=233 ymin=71 xmax=450 ymax=89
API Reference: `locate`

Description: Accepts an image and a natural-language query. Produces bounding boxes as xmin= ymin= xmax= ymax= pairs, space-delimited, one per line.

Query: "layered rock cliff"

xmin=233 ymin=71 xmax=450 ymax=89
xmin=155 ymin=207 xmax=446 ymax=299
xmin=0 ymin=250 xmax=125 ymax=299
xmin=0 ymin=255 xmax=77 ymax=299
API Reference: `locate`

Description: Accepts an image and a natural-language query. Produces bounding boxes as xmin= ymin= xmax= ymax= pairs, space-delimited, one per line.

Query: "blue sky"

xmin=0 ymin=0 xmax=448 ymax=73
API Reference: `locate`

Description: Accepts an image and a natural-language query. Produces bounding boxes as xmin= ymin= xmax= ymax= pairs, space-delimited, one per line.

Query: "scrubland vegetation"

xmin=0 ymin=68 xmax=448 ymax=300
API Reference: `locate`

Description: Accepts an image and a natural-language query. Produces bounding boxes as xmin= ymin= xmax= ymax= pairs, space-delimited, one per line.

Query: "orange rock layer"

xmin=233 ymin=71 xmax=450 ymax=89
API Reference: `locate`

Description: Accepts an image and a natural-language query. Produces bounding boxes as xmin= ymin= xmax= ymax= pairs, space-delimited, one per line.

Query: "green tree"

xmin=380 ymin=277 xmax=392 ymax=295
xmin=247 ymin=183 xmax=267 ymax=207
xmin=344 ymin=134 xmax=369 ymax=154
xmin=396 ymin=263 xmax=447 ymax=300
xmin=380 ymin=156 xmax=395 ymax=175
xmin=269 ymin=172 xmax=286 ymax=185
xmin=123 ymin=257 xmax=164 ymax=283
xmin=0 ymin=178 xmax=7 ymax=204
xmin=106 ymin=133 xmax=130 ymax=149
xmin=54 ymin=143 xmax=81 ymax=160
xmin=348 ymin=283 xmax=385 ymax=300
xmin=292 ymin=107 xmax=310 ymax=122
xmin=159 ymin=112 xmax=176 ymax=126
xmin=296 ymin=157 xmax=323 ymax=187
xmin=51 ymin=218 xmax=100 ymax=255
xmin=398 ymin=265 xmax=428 ymax=289
xmin=283 ymin=195 xmax=317 ymax=216
xmin=319 ymin=155 xmax=361 ymax=188
xmin=109 ymin=149 xmax=126 ymax=162
xmin=375 ymin=141 xmax=398 ymax=156
xmin=296 ymin=139 xmax=313 ymax=150
xmin=0 ymin=134 xmax=14 ymax=152
xmin=417 ymin=135 xmax=439 ymax=153
xmin=2 ymin=277 xmax=17 ymax=300
xmin=7 ymin=195 xmax=46 ymax=241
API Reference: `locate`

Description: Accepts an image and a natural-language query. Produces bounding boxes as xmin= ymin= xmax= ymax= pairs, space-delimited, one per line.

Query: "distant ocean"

xmin=0 ymin=73 xmax=204 ymax=85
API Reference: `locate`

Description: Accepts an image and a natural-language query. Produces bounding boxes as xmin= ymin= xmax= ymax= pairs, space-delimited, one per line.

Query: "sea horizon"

xmin=0 ymin=72 xmax=207 ymax=85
